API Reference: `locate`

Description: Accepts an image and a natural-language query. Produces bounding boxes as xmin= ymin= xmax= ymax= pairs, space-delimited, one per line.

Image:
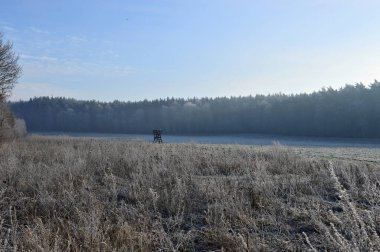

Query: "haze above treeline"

xmin=10 ymin=82 xmax=380 ymax=138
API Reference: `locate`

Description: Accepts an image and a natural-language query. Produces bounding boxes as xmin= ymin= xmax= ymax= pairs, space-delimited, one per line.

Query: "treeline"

xmin=10 ymin=82 xmax=380 ymax=138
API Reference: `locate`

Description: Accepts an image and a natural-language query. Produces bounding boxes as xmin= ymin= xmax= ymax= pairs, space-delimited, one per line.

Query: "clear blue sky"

xmin=1 ymin=0 xmax=380 ymax=101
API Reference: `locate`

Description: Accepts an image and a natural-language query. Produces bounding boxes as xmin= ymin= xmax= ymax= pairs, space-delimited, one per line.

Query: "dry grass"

xmin=1 ymin=136 xmax=380 ymax=251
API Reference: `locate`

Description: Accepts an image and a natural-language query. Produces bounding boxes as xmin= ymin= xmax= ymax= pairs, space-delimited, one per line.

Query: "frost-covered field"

xmin=1 ymin=136 xmax=380 ymax=251
xmin=294 ymin=146 xmax=380 ymax=164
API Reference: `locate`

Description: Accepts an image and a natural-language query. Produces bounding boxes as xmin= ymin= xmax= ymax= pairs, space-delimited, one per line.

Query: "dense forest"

xmin=10 ymin=82 xmax=380 ymax=138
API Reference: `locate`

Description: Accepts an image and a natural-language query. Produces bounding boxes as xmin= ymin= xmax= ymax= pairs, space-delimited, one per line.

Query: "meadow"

xmin=1 ymin=136 xmax=380 ymax=251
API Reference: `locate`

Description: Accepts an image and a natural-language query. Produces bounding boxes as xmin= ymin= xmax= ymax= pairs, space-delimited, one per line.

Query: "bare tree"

xmin=0 ymin=32 xmax=22 ymax=140
xmin=0 ymin=101 xmax=15 ymax=136
xmin=0 ymin=32 xmax=21 ymax=102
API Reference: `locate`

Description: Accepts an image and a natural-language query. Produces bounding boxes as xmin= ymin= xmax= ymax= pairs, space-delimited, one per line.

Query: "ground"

xmin=1 ymin=136 xmax=380 ymax=251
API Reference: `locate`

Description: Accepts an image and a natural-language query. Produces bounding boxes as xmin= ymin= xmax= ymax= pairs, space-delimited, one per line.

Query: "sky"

xmin=1 ymin=0 xmax=380 ymax=102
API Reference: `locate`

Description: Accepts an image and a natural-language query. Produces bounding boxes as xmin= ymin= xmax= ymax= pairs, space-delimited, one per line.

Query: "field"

xmin=1 ymin=136 xmax=380 ymax=251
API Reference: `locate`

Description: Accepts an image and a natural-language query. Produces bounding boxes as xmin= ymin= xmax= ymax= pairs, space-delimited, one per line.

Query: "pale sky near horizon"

xmin=1 ymin=0 xmax=380 ymax=102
